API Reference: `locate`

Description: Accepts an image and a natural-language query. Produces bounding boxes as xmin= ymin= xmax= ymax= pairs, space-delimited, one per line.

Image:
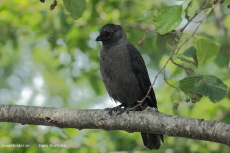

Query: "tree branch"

xmin=1 ymin=104 xmax=230 ymax=147
xmin=138 ymin=0 xmax=222 ymax=104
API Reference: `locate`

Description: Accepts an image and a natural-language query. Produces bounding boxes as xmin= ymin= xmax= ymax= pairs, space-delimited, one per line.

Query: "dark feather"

xmin=127 ymin=43 xmax=157 ymax=108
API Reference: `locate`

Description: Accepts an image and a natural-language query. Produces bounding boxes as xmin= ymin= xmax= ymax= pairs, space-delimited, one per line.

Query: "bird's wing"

xmin=127 ymin=42 xmax=157 ymax=108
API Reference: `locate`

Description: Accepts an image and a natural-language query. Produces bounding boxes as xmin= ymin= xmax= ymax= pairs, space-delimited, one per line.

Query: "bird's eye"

xmin=107 ymin=32 xmax=114 ymax=39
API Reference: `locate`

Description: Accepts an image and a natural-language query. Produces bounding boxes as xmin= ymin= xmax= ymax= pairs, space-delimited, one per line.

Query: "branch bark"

xmin=0 ymin=104 xmax=230 ymax=147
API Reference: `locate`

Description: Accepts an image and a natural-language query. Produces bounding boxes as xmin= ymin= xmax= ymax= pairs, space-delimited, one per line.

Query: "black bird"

xmin=96 ymin=23 xmax=163 ymax=150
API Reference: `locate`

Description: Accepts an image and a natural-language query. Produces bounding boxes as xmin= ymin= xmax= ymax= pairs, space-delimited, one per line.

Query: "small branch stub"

xmin=45 ymin=117 xmax=56 ymax=123
xmin=137 ymin=40 xmax=143 ymax=46
xmin=174 ymin=103 xmax=179 ymax=109
xmin=50 ymin=0 xmax=57 ymax=10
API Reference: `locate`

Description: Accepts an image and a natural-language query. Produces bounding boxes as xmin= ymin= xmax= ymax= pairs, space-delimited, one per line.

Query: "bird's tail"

xmin=141 ymin=133 xmax=163 ymax=150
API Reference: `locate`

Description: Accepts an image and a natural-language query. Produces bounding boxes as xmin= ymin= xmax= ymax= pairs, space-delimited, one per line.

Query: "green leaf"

xmin=179 ymin=76 xmax=196 ymax=94
xmin=177 ymin=46 xmax=198 ymax=66
xmin=156 ymin=5 xmax=182 ymax=35
xmin=155 ymin=33 xmax=168 ymax=51
xmin=194 ymin=38 xmax=219 ymax=66
xmin=156 ymin=32 xmax=179 ymax=50
xmin=63 ymin=0 xmax=86 ymax=20
xmin=194 ymin=75 xmax=228 ymax=103
xmin=136 ymin=9 xmax=158 ymax=21
xmin=156 ymin=33 xmax=167 ymax=51
xmin=166 ymin=31 xmax=180 ymax=46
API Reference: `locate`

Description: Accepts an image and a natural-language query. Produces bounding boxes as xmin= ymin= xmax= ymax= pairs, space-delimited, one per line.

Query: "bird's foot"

xmin=105 ymin=104 xmax=125 ymax=115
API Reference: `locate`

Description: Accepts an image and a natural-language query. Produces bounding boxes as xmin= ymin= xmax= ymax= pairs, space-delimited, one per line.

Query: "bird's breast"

xmin=100 ymin=45 xmax=141 ymax=104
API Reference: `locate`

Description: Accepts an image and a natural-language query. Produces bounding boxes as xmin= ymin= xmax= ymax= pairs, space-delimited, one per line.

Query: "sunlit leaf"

xmin=156 ymin=5 xmax=182 ymax=35
xmin=63 ymin=0 xmax=86 ymax=20
xmin=194 ymin=39 xmax=219 ymax=66
xmin=136 ymin=9 xmax=158 ymax=21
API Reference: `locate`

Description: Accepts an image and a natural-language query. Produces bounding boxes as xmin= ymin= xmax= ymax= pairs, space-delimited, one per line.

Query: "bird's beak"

xmin=96 ymin=34 xmax=108 ymax=41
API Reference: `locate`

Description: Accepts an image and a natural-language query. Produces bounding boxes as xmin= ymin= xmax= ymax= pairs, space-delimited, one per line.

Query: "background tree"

xmin=0 ymin=0 xmax=229 ymax=152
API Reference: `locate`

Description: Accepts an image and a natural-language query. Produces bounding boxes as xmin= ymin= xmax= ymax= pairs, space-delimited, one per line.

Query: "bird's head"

xmin=96 ymin=24 xmax=126 ymax=46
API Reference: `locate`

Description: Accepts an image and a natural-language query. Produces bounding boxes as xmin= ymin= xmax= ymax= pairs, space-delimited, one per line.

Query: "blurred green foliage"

xmin=0 ymin=0 xmax=229 ymax=152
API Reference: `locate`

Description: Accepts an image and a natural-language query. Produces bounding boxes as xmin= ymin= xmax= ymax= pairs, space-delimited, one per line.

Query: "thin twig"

xmin=170 ymin=58 xmax=195 ymax=74
xmin=178 ymin=0 xmax=213 ymax=32
xmin=138 ymin=0 xmax=221 ymax=104
xmin=176 ymin=0 xmax=220 ymax=54
xmin=138 ymin=49 xmax=176 ymax=104
xmin=140 ymin=30 xmax=158 ymax=42
xmin=162 ymin=69 xmax=182 ymax=101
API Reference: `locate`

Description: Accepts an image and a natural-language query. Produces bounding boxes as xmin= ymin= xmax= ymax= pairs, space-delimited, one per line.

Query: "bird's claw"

xmin=105 ymin=104 xmax=125 ymax=115
xmin=116 ymin=109 xmax=130 ymax=116
xmin=105 ymin=101 xmax=145 ymax=115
